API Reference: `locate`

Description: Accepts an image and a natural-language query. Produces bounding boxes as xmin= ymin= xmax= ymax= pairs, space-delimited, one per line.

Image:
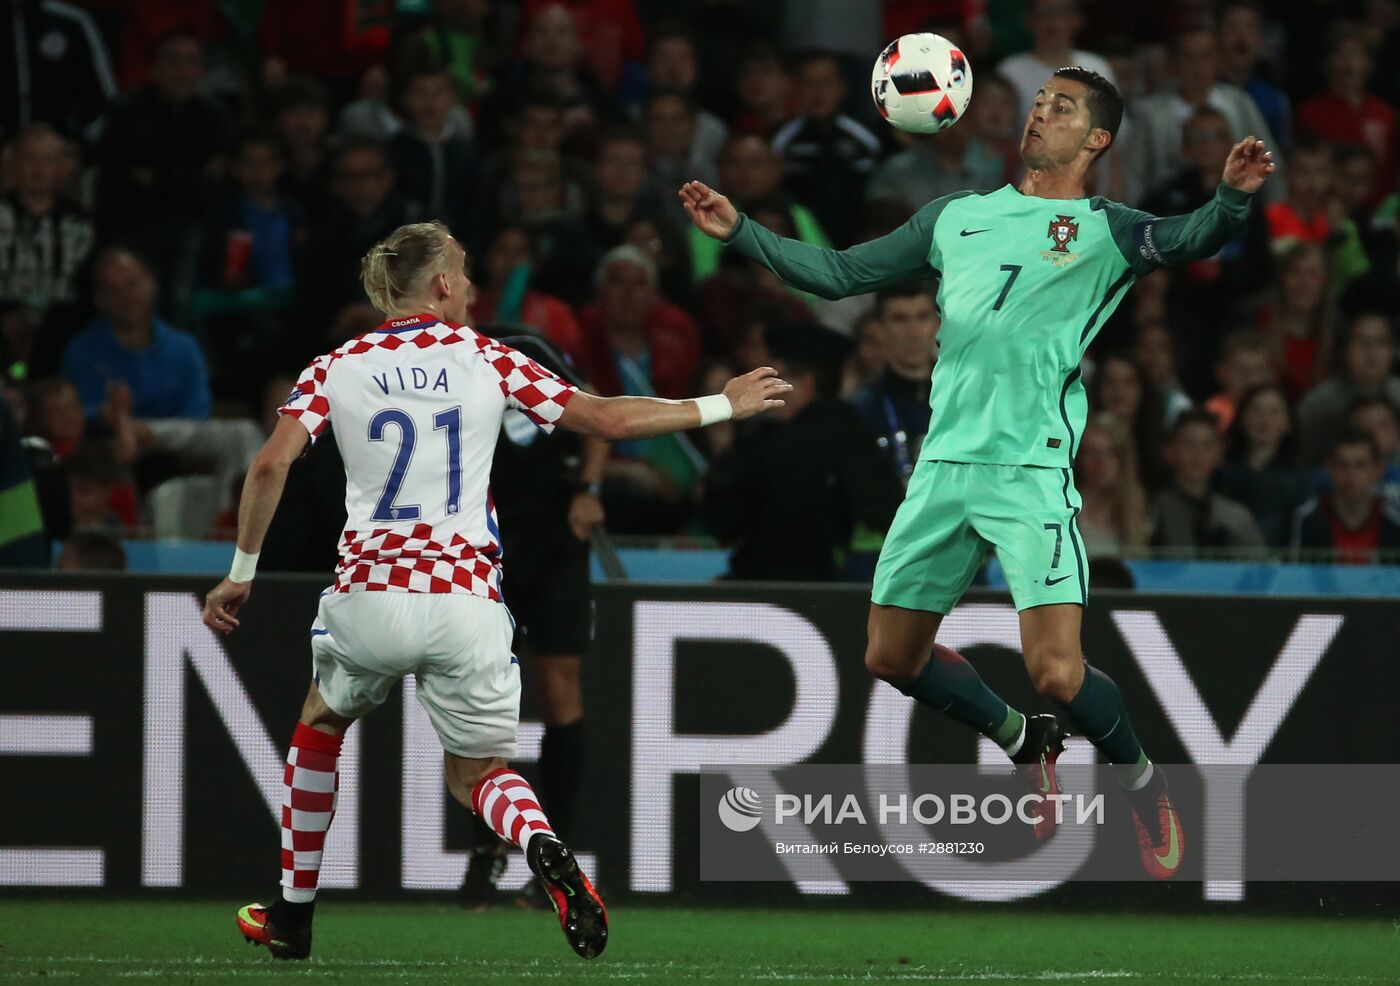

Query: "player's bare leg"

xmin=236 ymin=683 xmax=355 ymax=960
xmin=449 ymin=751 xmax=607 ymax=958
xmin=1019 ymin=604 xmax=1183 ymax=877
xmin=866 ymin=603 xmax=1067 ymax=836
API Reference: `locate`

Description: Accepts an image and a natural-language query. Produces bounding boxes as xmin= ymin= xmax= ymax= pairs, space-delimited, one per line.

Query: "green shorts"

xmin=872 ymin=459 xmax=1087 ymax=614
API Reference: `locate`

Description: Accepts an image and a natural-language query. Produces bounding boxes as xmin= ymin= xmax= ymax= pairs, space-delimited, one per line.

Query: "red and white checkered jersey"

xmin=278 ymin=313 xmax=577 ymax=599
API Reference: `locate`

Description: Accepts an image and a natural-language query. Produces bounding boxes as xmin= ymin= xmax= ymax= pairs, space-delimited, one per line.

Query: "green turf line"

xmin=1 ymin=902 xmax=1396 ymax=985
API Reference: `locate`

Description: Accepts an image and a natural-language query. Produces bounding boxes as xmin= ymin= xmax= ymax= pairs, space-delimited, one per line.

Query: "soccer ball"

xmin=871 ymin=33 xmax=973 ymax=134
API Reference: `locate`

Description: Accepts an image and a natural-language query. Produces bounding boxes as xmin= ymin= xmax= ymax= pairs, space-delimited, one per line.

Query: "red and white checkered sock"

xmin=470 ymin=768 xmax=555 ymax=850
xmin=280 ymin=723 xmax=343 ymax=903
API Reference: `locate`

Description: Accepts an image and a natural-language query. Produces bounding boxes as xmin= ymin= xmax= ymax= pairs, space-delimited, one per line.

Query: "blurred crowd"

xmin=3 ymin=0 xmax=1400 ymax=576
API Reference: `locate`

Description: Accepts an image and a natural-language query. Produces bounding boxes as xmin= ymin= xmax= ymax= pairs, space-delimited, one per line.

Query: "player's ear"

xmin=1087 ymin=127 xmax=1112 ymax=155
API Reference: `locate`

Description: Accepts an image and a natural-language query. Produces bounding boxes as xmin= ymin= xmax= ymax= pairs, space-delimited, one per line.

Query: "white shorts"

xmin=309 ymin=592 xmax=520 ymax=759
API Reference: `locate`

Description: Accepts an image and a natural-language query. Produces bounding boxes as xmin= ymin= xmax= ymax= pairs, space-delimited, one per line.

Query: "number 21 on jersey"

xmin=367 ymin=406 xmax=463 ymax=522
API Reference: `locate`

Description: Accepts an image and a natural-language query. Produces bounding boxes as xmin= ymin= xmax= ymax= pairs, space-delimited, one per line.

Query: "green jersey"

xmin=726 ymin=183 xmax=1253 ymax=468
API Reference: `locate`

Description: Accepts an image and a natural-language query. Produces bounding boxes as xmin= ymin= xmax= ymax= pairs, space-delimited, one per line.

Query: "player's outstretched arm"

xmin=559 ymin=367 xmax=791 ymax=441
xmin=202 ymin=415 xmax=309 ymax=635
xmin=679 ymin=180 xmax=943 ymax=300
xmin=1107 ymin=136 xmax=1275 ymax=276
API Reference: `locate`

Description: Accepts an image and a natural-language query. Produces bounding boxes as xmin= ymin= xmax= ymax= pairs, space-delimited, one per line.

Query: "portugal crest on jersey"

xmin=1047 ymin=215 xmax=1079 ymax=253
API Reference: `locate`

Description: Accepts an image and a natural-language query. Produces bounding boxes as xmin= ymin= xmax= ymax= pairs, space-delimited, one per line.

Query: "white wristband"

xmin=229 ymin=548 xmax=259 ymax=583
xmin=695 ymin=393 xmax=733 ymax=427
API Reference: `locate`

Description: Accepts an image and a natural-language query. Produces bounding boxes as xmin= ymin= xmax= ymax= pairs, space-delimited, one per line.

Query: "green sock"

xmin=1056 ymin=662 xmax=1146 ymax=767
xmin=892 ymin=644 xmax=1024 ymax=746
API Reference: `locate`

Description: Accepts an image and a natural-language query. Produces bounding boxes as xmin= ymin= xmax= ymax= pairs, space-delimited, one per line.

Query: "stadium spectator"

xmin=481 ymin=88 xmax=586 ymax=229
xmin=1296 ymin=25 xmax=1397 ymax=207
xmin=689 ymin=135 xmax=830 ymax=283
xmin=1217 ymin=384 xmax=1309 ymax=546
xmin=577 ymin=245 xmax=699 ymax=402
xmin=1216 ymin=0 xmax=1292 ymax=152
xmin=841 ymin=310 xmax=886 ymax=399
xmin=56 ymin=529 xmax=127 ymax=571
xmin=25 ymin=377 xmax=84 ymax=459
xmin=0 ymin=0 xmax=115 ymax=144
xmin=1262 ymin=139 xmax=1369 ymax=295
xmin=643 ymin=31 xmax=727 ymax=169
xmin=335 ymin=63 xmax=401 ymax=140
xmin=1291 ymin=429 xmax=1400 ymax=563
xmin=468 ymin=225 xmax=586 ymax=367
xmin=197 ymin=130 xmax=303 ymax=296
xmin=97 ymin=31 xmax=232 ymax=283
xmin=1298 ymin=313 xmax=1400 ymax=466
xmin=61 ymin=248 xmax=211 ymax=421
xmin=849 ymin=284 xmax=939 ymax=485
xmin=478 ymin=4 xmax=606 ymax=151
xmin=645 ymin=89 xmax=719 ymax=196
xmin=694 ymin=206 xmax=815 ymax=356
xmin=507 ymin=150 xmax=600 ymax=303
xmin=1074 ymin=412 xmax=1149 ymax=559
xmin=520 ymin=0 xmax=645 ymax=95
xmin=997 ymin=0 xmax=1118 ymax=121
xmin=967 ymin=73 xmax=1023 ymax=185
xmin=622 ymin=213 xmax=691 ymax=306
xmin=1332 ymin=145 xmax=1397 ymax=299
xmin=704 ymin=323 xmax=901 ymax=581
xmin=60 ymin=437 xmax=138 ymax=533
xmin=577 ymin=246 xmax=701 ymax=532
xmin=1089 ymin=353 xmax=1167 ymax=489
xmin=270 ymin=78 xmax=334 ymax=220
xmin=0 ymin=124 xmax=96 ymax=376
xmin=1261 ymin=138 xmax=1330 ymax=251
xmin=256 ymin=0 xmax=391 ymax=90
xmin=772 ymin=50 xmax=882 ymax=247
xmin=301 ymin=139 xmax=421 ymax=320
xmin=731 ymin=44 xmax=794 ymax=137
xmin=1347 ymin=396 xmax=1400 ymax=472
xmin=1204 ymin=330 xmax=1278 ymax=433
xmin=583 ymin=128 xmax=669 ymax=252
xmin=780 ymin=0 xmax=883 ymax=126
xmin=0 ymin=397 xmax=46 ymax=566
xmin=865 ymin=124 xmax=1004 ymax=216
xmin=1126 ymin=26 xmax=1282 ymax=204
xmin=1255 ymin=243 xmax=1338 ymax=400
xmin=396 ymin=0 xmax=497 ymax=112
xmin=388 ymin=65 xmax=479 ymax=234
xmin=1305 ymin=395 xmax=1400 ymax=517
xmin=1131 ymin=320 xmax=1193 ymax=427
xmin=1142 ymin=107 xmax=1272 ymax=335
xmin=1151 ymin=410 xmax=1267 ymax=554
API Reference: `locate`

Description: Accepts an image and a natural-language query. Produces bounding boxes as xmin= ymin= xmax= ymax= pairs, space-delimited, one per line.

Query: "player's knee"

xmin=864 ymin=644 xmax=920 ymax=683
xmin=444 ymin=754 xmax=508 ymax=809
xmin=1028 ymin=654 xmax=1082 ymax=704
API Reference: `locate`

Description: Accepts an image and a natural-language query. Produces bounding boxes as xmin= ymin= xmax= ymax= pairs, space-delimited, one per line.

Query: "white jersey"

xmin=278 ymin=313 xmax=577 ymax=600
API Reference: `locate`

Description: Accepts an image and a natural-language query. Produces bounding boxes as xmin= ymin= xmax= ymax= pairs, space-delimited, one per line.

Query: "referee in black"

xmin=461 ymin=334 xmax=607 ymax=910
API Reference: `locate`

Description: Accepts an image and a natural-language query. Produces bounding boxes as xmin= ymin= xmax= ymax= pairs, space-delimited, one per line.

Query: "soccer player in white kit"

xmin=202 ymin=221 xmax=790 ymax=961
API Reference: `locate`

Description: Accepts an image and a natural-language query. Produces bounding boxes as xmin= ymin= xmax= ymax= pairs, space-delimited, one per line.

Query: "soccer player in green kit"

xmin=680 ymin=67 xmax=1274 ymax=878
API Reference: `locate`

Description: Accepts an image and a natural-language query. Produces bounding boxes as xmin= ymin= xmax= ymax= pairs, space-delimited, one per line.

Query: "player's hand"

xmin=723 ymin=366 xmax=792 ymax=421
xmin=679 ymin=181 xmax=740 ymax=240
xmin=568 ymin=491 xmax=605 ymax=541
xmin=203 ymin=578 xmax=251 ymax=635
xmin=1222 ymin=136 xmax=1275 ymax=194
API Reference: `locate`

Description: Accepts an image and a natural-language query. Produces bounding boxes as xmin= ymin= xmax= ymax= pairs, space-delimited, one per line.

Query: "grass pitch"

xmin=2 ymin=900 xmax=1396 ymax=984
